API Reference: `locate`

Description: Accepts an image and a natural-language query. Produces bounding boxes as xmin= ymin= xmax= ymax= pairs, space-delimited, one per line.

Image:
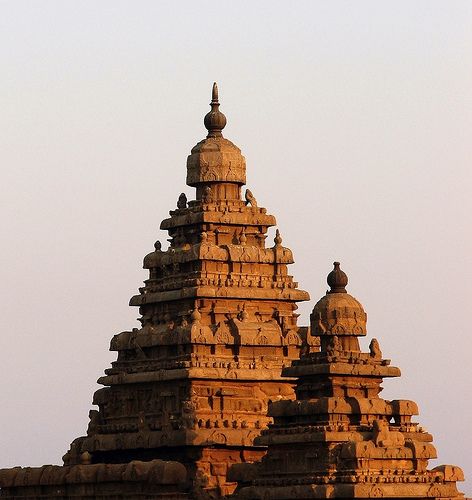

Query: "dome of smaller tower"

xmin=310 ymin=262 xmax=367 ymax=336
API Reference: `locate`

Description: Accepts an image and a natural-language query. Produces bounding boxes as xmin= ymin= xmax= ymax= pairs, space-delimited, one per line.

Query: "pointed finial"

xmin=274 ymin=229 xmax=282 ymax=246
xmin=177 ymin=192 xmax=187 ymax=209
xmin=204 ymin=82 xmax=227 ymax=138
xmin=327 ymin=261 xmax=348 ymax=293
xmin=212 ymin=82 xmax=219 ymax=102
xmin=191 ymin=307 xmax=202 ymax=324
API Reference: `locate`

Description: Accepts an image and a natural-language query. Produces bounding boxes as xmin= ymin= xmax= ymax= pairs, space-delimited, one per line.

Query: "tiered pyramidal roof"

xmin=232 ymin=263 xmax=465 ymax=499
xmin=62 ymin=83 xmax=311 ymax=497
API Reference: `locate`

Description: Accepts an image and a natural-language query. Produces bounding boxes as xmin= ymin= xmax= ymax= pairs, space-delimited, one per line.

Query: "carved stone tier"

xmin=160 ymin=206 xmax=275 ymax=231
xmin=232 ymin=263 xmax=464 ymax=500
xmin=187 ymin=138 xmax=246 ymax=188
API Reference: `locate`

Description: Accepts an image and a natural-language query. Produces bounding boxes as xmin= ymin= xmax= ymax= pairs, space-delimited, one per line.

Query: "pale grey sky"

xmin=1 ymin=0 xmax=471 ymax=495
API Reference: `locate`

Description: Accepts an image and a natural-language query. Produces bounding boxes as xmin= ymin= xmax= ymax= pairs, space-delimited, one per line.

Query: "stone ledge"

xmin=0 ymin=460 xmax=187 ymax=488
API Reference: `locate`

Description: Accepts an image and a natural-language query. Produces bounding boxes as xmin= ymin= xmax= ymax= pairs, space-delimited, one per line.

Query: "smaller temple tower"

xmin=232 ymin=262 xmax=464 ymax=499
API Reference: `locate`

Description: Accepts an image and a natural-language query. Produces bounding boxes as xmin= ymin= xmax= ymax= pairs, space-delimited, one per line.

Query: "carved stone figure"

xmin=87 ymin=409 xmax=100 ymax=436
xmin=372 ymin=419 xmax=405 ymax=448
xmin=177 ymin=192 xmax=187 ymax=209
xmin=326 ymin=334 xmax=342 ymax=355
xmin=244 ymin=188 xmax=257 ymax=207
xmin=202 ymin=185 xmax=213 ymax=204
xmin=369 ymin=337 xmax=382 ymax=359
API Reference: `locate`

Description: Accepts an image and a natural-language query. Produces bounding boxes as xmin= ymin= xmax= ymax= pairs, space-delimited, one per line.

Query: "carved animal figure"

xmin=245 ymin=188 xmax=258 ymax=207
xmin=202 ymin=185 xmax=213 ymax=203
xmin=372 ymin=419 xmax=405 ymax=447
xmin=369 ymin=338 xmax=382 ymax=359
xmin=326 ymin=335 xmax=342 ymax=355
xmin=177 ymin=192 xmax=187 ymax=209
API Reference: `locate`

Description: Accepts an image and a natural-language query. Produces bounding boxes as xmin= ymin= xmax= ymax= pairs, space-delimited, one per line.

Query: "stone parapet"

xmin=0 ymin=460 xmax=188 ymax=499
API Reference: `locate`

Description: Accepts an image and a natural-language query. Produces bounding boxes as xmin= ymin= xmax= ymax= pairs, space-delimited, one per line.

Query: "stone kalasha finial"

xmin=80 ymin=451 xmax=92 ymax=465
xmin=204 ymin=82 xmax=227 ymax=138
xmin=274 ymin=229 xmax=282 ymax=246
xmin=327 ymin=261 xmax=348 ymax=293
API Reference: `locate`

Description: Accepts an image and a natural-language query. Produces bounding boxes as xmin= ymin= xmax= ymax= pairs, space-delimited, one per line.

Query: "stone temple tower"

xmin=231 ymin=262 xmax=465 ymax=499
xmin=61 ymin=83 xmax=310 ymax=497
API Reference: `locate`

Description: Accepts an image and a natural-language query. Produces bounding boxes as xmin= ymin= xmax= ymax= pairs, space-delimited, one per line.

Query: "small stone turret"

xmin=311 ymin=261 xmax=367 ymax=354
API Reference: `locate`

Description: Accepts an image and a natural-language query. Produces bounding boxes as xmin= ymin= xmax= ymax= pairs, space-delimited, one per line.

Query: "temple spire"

xmin=204 ymin=82 xmax=227 ymax=138
xmin=211 ymin=81 xmax=219 ymax=102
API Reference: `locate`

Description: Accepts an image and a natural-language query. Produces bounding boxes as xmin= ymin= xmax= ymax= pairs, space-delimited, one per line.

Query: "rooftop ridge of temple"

xmin=230 ymin=262 xmax=465 ymax=499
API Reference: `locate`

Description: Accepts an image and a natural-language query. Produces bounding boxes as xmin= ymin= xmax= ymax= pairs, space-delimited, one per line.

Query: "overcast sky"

xmin=0 ymin=0 xmax=471 ymax=495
